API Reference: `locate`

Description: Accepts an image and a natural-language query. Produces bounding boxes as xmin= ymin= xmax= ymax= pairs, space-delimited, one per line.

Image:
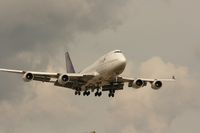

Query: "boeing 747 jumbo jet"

xmin=0 ymin=50 xmax=175 ymax=97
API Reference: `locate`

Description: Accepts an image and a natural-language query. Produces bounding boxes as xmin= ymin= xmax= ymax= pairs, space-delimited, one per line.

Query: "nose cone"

xmin=114 ymin=54 xmax=126 ymax=75
xmin=118 ymin=54 xmax=127 ymax=68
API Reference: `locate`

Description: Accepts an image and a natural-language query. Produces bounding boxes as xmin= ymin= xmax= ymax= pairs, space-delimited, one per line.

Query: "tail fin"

xmin=65 ymin=51 xmax=75 ymax=73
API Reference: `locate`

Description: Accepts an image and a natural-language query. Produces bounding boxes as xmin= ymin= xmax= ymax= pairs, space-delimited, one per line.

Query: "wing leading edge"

xmin=115 ymin=76 xmax=175 ymax=90
xmin=0 ymin=68 xmax=95 ymax=84
xmin=0 ymin=68 xmax=25 ymax=74
xmin=120 ymin=76 xmax=176 ymax=82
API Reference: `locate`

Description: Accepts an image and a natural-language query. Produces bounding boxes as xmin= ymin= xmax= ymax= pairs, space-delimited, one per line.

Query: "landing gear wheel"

xmin=95 ymin=91 xmax=102 ymax=97
xmin=83 ymin=91 xmax=90 ymax=96
xmin=108 ymin=89 xmax=115 ymax=98
xmin=108 ymin=93 xmax=114 ymax=98
xmin=75 ymin=91 xmax=81 ymax=96
xmin=87 ymin=91 xmax=90 ymax=96
xmin=75 ymin=91 xmax=77 ymax=95
xmin=112 ymin=93 xmax=114 ymax=97
xmin=98 ymin=91 xmax=102 ymax=97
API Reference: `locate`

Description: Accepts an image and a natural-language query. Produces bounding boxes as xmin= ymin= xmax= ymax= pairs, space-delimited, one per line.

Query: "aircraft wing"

xmin=113 ymin=76 xmax=175 ymax=90
xmin=120 ymin=76 xmax=176 ymax=82
xmin=0 ymin=68 xmax=25 ymax=74
xmin=0 ymin=68 xmax=95 ymax=83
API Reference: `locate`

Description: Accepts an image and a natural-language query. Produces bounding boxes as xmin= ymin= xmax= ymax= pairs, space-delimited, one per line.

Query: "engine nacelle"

xmin=151 ymin=80 xmax=162 ymax=90
xmin=23 ymin=72 xmax=34 ymax=82
xmin=131 ymin=79 xmax=144 ymax=89
xmin=58 ymin=74 xmax=70 ymax=85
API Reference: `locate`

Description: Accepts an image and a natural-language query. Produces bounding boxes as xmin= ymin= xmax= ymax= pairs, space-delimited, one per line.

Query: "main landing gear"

xmin=75 ymin=90 xmax=90 ymax=96
xmin=74 ymin=86 xmax=117 ymax=98
xmin=83 ymin=91 xmax=90 ymax=96
xmin=94 ymin=87 xmax=102 ymax=97
xmin=75 ymin=88 xmax=81 ymax=96
xmin=75 ymin=91 xmax=81 ymax=95
xmin=108 ymin=90 xmax=115 ymax=97
xmin=74 ymin=90 xmax=102 ymax=97
xmin=94 ymin=91 xmax=102 ymax=97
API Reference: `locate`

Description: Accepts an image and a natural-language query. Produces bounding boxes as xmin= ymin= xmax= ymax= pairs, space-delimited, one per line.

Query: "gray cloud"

xmin=0 ymin=0 xmax=131 ymax=132
xmin=106 ymin=57 xmax=200 ymax=133
xmin=0 ymin=0 xmax=128 ymax=57
xmin=194 ymin=46 xmax=200 ymax=59
xmin=0 ymin=0 xmax=200 ymax=133
xmin=0 ymin=0 xmax=130 ymax=103
xmin=1 ymin=57 xmax=199 ymax=133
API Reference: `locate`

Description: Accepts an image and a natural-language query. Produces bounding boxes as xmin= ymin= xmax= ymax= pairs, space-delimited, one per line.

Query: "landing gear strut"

xmin=94 ymin=86 xmax=102 ymax=97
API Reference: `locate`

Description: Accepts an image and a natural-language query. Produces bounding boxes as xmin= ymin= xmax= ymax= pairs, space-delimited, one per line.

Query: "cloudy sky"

xmin=0 ymin=0 xmax=200 ymax=133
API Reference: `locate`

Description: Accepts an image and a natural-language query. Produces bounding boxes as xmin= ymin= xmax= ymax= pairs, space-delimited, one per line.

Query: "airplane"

xmin=0 ymin=50 xmax=175 ymax=97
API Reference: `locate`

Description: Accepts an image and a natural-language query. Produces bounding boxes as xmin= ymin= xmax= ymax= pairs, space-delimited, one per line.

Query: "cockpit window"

xmin=114 ymin=50 xmax=122 ymax=53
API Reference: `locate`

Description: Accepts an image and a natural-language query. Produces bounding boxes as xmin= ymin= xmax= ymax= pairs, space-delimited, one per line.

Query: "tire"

xmin=98 ymin=92 xmax=102 ymax=97
xmin=87 ymin=91 xmax=90 ymax=96
xmin=112 ymin=93 xmax=114 ymax=97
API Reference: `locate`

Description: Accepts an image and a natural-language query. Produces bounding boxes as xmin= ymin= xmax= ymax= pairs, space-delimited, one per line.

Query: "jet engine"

xmin=131 ymin=79 xmax=144 ymax=89
xmin=23 ymin=72 xmax=34 ymax=82
xmin=58 ymin=74 xmax=70 ymax=85
xmin=151 ymin=80 xmax=162 ymax=90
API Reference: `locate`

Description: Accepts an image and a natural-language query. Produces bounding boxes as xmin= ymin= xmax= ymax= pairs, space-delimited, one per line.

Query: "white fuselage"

xmin=80 ymin=50 xmax=126 ymax=88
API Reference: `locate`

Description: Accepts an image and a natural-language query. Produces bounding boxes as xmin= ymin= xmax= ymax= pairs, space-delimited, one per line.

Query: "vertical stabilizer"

xmin=65 ymin=52 xmax=75 ymax=73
